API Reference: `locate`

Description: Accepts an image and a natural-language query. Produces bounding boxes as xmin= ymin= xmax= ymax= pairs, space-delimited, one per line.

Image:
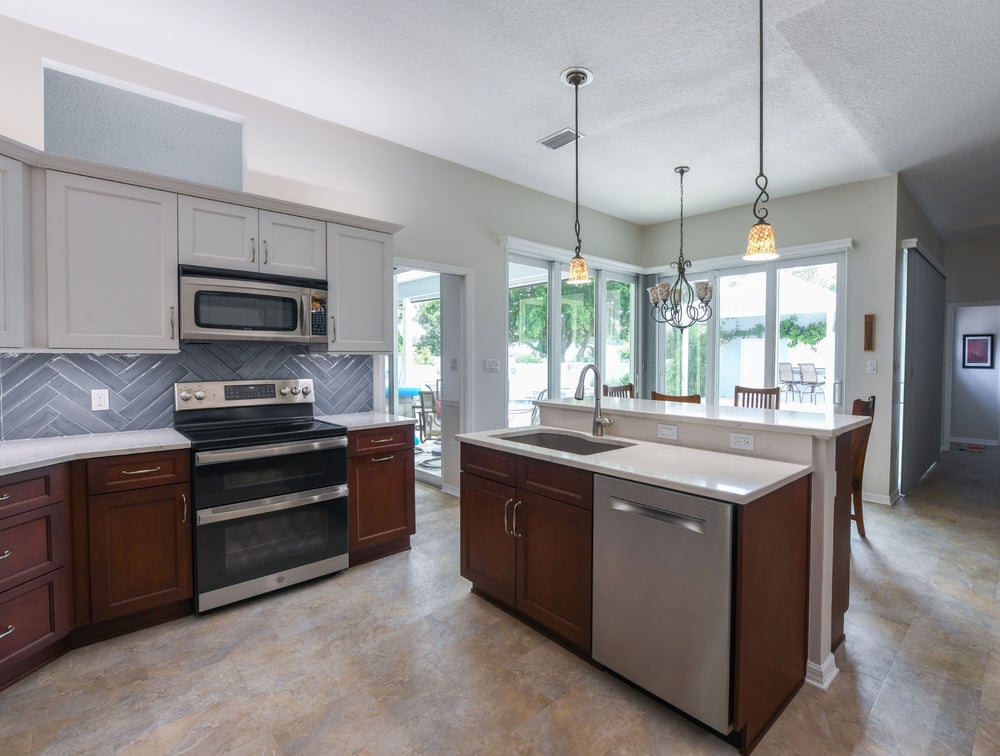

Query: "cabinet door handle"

xmin=0 ymin=493 xmax=9 ymax=501
xmin=122 ymin=466 xmax=161 ymax=475
xmin=250 ymin=237 xmax=256 ymax=263
xmin=182 ymin=493 xmax=188 ymax=524
xmin=502 ymin=497 xmax=512 ymax=535
xmin=330 ymin=315 xmax=337 ymax=342
xmin=169 ymin=306 xmax=175 ymax=339
xmin=0 ymin=625 xmax=14 ymax=640
xmin=371 ymin=455 xmax=395 ymax=462
xmin=0 ymin=549 xmax=11 ymax=560
xmin=263 ymin=240 xmax=269 ymax=264
xmin=512 ymin=500 xmax=523 ymax=538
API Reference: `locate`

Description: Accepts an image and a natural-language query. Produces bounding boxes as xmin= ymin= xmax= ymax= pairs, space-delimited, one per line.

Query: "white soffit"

xmin=1 ymin=0 xmax=998 ymax=238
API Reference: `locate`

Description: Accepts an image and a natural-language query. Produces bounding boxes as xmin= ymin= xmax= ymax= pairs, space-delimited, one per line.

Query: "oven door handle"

xmin=196 ymin=484 xmax=349 ymax=525
xmin=195 ymin=436 xmax=347 ymax=466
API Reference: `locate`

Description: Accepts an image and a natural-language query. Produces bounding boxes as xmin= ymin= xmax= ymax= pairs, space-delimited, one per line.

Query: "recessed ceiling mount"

xmin=561 ymin=67 xmax=593 ymax=88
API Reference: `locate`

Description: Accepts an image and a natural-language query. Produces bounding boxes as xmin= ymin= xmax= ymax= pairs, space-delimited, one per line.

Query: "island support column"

xmin=805 ymin=436 xmax=839 ymax=689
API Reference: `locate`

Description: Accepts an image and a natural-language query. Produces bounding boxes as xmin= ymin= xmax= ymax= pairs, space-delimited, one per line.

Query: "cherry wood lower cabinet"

xmin=0 ymin=464 xmax=71 ymax=690
xmin=347 ymin=425 xmax=416 ymax=566
xmin=80 ymin=450 xmax=193 ymax=631
xmin=460 ymin=444 xmax=593 ymax=651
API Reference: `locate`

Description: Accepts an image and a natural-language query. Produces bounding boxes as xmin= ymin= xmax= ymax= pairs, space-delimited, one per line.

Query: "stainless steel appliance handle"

xmin=503 ymin=497 xmax=512 ymax=535
xmin=512 ymin=499 xmax=522 ymax=538
xmin=197 ymin=484 xmax=349 ymax=525
xmin=195 ymin=436 xmax=347 ymax=466
xmin=610 ymin=497 xmax=706 ymax=534
xmin=0 ymin=549 xmax=11 ymax=560
xmin=122 ymin=466 xmax=161 ymax=475
xmin=250 ymin=237 xmax=256 ymax=263
xmin=0 ymin=625 xmax=13 ymax=640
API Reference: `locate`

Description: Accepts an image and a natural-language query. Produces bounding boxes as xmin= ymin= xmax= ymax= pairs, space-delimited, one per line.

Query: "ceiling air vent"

xmin=539 ymin=127 xmax=583 ymax=150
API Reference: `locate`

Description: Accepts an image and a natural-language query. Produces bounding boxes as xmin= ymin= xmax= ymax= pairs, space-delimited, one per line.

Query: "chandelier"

xmin=563 ymin=67 xmax=592 ymax=285
xmin=648 ymin=166 xmax=713 ymax=331
xmin=743 ymin=0 xmax=778 ymax=261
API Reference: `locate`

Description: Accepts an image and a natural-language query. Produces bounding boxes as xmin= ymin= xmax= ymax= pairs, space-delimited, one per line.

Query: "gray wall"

xmin=0 ymin=344 xmax=372 ymax=440
xmin=951 ymin=304 xmax=1000 ymax=444
xmin=44 ymin=68 xmax=243 ymax=190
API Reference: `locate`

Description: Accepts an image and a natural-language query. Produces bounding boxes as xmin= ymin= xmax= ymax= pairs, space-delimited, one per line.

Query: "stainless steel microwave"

xmin=180 ymin=270 xmax=328 ymax=344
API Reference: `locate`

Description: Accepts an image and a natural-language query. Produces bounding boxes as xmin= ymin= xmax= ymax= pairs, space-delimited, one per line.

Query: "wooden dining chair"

xmin=602 ymin=383 xmax=635 ymax=398
xmin=850 ymin=395 xmax=876 ymax=537
xmin=733 ymin=385 xmax=781 ymax=409
xmin=650 ymin=391 xmax=701 ymax=403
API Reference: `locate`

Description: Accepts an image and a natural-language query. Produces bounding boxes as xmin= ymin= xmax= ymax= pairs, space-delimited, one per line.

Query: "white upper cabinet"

xmin=0 ymin=156 xmax=25 ymax=348
xmin=46 ymin=171 xmax=179 ymax=351
xmin=326 ymin=223 xmax=393 ymax=353
xmin=179 ymin=196 xmax=326 ymax=280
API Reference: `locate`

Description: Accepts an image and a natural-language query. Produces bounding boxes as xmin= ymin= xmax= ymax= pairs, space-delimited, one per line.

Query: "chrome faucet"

xmin=574 ymin=363 xmax=613 ymax=437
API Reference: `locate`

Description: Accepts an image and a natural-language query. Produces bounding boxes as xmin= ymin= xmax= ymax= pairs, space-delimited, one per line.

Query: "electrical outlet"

xmin=91 ymin=389 xmax=110 ymax=411
xmin=483 ymin=359 xmax=500 ymax=373
xmin=729 ymin=432 xmax=755 ymax=451
xmin=657 ymin=424 xmax=678 ymax=440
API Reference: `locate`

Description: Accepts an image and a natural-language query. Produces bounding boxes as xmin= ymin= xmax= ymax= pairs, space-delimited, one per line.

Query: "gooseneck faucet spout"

xmin=574 ymin=363 xmax=613 ymax=437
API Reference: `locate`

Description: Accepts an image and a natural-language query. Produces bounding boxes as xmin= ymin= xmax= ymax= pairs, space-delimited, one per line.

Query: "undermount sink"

xmin=496 ymin=430 xmax=635 ymax=456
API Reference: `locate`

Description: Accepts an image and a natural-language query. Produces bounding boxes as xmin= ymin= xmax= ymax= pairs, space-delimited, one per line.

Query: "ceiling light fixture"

xmin=563 ymin=67 xmax=592 ymax=285
xmin=743 ymin=0 xmax=778 ymax=261
xmin=648 ymin=166 xmax=713 ymax=331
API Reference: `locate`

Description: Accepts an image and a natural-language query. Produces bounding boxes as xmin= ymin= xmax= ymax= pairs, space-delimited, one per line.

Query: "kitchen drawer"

xmin=0 ymin=465 xmax=68 ymax=520
xmin=348 ymin=425 xmax=414 ymax=457
xmin=0 ymin=503 xmax=68 ymax=593
xmin=87 ymin=450 xmax=190 ymax=495
xmin=517 ymin=456 xmax=593 ymax=510
xmin=461 ymin=444 xmax=517 ymax=486
xmin=0 ymin=569 xmax=69 ymax=667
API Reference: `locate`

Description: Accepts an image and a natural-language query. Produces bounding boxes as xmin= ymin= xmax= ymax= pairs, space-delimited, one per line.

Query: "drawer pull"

xmin=0 ymin=549 xmax=10 ymax=560
xmin=369 ymin=438 xmax=396 ymax=445
xmin=0 ymin=493 xmax=9 ymax=501
xmin=371 ymin=455 xmax=395 ymax=463
xmin=121 ymin=466 xmax=162 ymax=476
xmin=182 ymin=493 xmax=188 ymax=524
xmin=0 ymin=625 xmax=13 ymax=640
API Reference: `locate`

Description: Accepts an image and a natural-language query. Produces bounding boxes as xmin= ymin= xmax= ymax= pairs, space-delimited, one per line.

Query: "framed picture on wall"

xmin=962 ymin=334 xmax=994 ymax=368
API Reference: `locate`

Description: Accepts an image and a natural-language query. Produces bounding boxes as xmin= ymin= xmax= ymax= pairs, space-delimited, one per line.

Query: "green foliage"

xmin=778 ymin=314 xmax=827 ymax=351
xmin=719 ymin=319 xmax=765 ymax=344
xmin=413 ymin=300 xmax=440 ymax=365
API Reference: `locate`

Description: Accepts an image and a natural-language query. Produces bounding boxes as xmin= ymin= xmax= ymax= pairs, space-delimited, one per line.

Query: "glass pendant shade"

xmin=567 ymin=252 xmax=590 ymax=284
xmin=743 ymin=220 xmax=778 ymax=261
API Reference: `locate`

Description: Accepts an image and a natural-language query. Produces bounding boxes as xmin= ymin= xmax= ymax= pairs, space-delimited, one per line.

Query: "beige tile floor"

xmin=1 ymin=446 xmax=997 ymax=755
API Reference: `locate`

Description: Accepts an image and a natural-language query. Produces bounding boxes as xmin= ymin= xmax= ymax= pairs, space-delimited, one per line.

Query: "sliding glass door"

xmin=508 ymin=258 xmax=549 ymax=427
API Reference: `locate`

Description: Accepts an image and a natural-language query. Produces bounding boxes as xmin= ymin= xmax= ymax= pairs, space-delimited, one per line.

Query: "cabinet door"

xmin=348 ymin=449 xmax=415 ymax=553
xmin=46 ymin=172 xmax=179 ymax=350
xmin=178 ymin=196 xmax=258 ymax=273
xmin=88 ymin=484 xmax=192 ymax=622
xmin=326 ymin=222 xmax=393 ymax=353
xmin=515 ymin=491 xmax=592 ymax=650
xmin=260 ymin=210 xmax=326 ymax=279
xmin=460 ymin=472 xmax=516 ymax=606
xmin=0 ymin=155 xmax=25 ymax=348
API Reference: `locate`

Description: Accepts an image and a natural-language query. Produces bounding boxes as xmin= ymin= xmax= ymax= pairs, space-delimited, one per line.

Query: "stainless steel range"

xmin=173 ymin=378 xmax=349 ymax=612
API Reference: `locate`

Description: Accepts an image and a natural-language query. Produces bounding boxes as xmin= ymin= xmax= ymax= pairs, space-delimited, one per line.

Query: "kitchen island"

xmin=532 ymin=396 xmax=870 ymax=691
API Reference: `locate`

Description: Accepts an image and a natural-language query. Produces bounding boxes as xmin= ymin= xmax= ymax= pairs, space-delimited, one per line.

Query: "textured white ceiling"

xmin=2 ymin=0 xmax=998 ymax=238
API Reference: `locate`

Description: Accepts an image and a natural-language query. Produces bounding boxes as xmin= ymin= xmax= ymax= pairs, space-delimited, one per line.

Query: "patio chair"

xmin=798 ymin=363 xmax=825 ymax=404
xmin=778 ymin=362 xmax=800 ymax=403
xmin=417 ymin=389 xmax=441 ymax=443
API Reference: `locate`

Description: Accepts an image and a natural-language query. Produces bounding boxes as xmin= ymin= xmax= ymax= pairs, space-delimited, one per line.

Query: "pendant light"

xmin=743 ymin=0 xmax=778 ymax=261
xmin=648 ymin=166 xmax=713 ymax=331
xmin=563 ymin=67 xmax=592 ymax=285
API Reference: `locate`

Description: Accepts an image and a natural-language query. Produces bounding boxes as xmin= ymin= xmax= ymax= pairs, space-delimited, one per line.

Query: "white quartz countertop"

xmin=538 ymin=397 xmax=870 ymax=438
xmin=458 ymin=426 xmax=813 ymax=505
xmin=0 ymin=429 xmax=191 ymax=476
xmin=318 ymin=412 xmax=416 ymax=430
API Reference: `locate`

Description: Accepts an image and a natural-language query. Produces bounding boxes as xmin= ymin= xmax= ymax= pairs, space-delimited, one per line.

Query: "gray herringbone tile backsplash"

xmin=0 ymin=345 xmax=373 ymax=440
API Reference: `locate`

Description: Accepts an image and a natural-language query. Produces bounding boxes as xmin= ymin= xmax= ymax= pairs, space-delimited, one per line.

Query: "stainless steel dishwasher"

xmin=592 ymin=474 xmax=734 ymax=734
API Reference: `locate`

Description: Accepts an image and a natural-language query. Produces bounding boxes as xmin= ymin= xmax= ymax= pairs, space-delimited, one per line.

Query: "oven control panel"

xmin=174 ymin=378 xmax=315 ymax=410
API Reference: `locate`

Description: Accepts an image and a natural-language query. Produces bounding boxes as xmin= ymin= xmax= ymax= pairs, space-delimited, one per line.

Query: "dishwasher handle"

xmin=609 ymin=497 xmax=706 ymax=534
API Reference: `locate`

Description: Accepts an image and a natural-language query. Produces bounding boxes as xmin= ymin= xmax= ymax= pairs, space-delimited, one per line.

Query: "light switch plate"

xmin=483 ymin=359 xmax=500 ymax=373
xmin=867 ymin=360 xmax=877 ymax=374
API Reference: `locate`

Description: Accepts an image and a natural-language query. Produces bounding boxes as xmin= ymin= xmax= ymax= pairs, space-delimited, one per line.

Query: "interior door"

xmin=899 ymin=248 xmax=946 ymax=494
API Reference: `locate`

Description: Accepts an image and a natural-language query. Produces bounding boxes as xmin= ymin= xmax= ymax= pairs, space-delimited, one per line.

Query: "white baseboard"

xmin=862 ymin=490 xmax=896 ymax=506
xmin=441 ymin=483 xmax=460 ymax=497
xmin=805 ymin=654 xmax=840 ymax=691
xmin=949 ymin=436 xmax=999 ymax=446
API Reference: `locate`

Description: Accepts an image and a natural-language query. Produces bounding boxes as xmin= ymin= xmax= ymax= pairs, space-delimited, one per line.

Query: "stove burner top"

xmin=177 ymin=418 xmax=346 ymax=451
